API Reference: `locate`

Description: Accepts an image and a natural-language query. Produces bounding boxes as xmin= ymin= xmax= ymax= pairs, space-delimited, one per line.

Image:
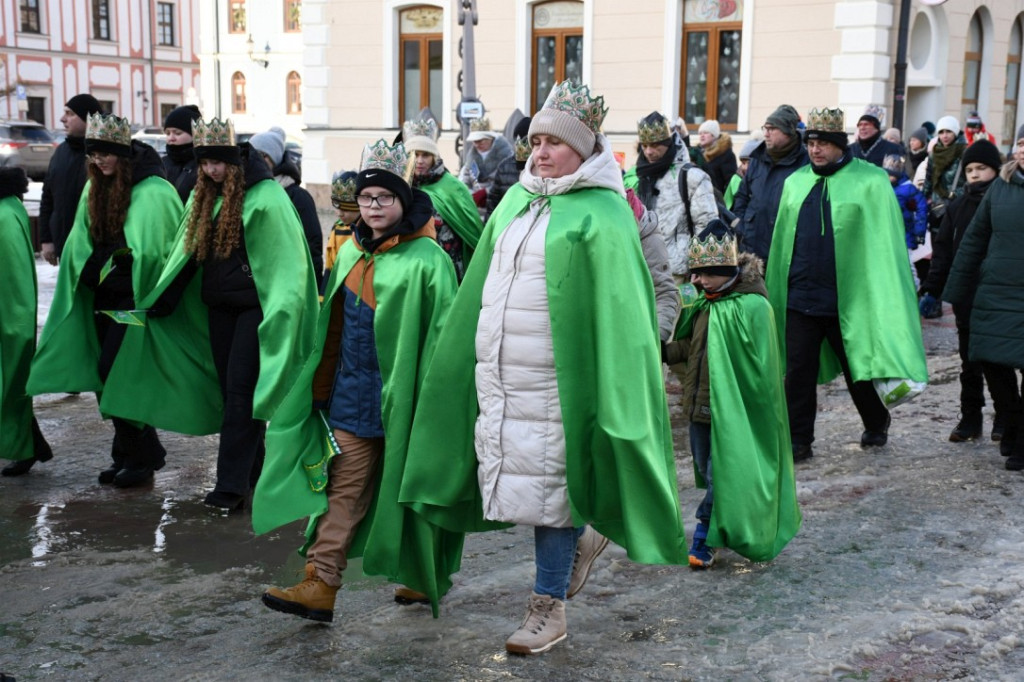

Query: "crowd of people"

xmin=1 ymin=86 xmax=1023 ymax=656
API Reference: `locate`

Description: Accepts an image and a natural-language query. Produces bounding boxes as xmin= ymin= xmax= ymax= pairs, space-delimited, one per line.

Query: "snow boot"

xmin=860 ymin=413 xmax=892 ymax=448
xmin=262 ymin=564 xmax=338 ymax=623
xmin=567 ymin=526 xmax=609 ymax=599
xmin=505 ymin=593 xmax=567 ymax=655
xmin=949 ymin=410 xmax=983 ymax=442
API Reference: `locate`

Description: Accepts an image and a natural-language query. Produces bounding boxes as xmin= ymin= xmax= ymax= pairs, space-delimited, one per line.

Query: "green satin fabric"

xmin=418 ymin=170 xmax=484 ymax=260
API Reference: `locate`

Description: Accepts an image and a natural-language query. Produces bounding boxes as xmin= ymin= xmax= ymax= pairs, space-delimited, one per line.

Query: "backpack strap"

xmin=679 ymin=162 xmax=694 ymax=233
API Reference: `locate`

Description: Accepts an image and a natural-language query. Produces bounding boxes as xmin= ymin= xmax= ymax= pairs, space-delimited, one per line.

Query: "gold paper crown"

xmin=331 ymin=171 xmax=358 ymax=202
xmin=514 ymin=136 xmax=531 ymax=163
xmin=862 ymin=104 xmax=886 ymax=127
xmin=687 ymin=230 xmax=738 ymax=270
xmin=469 ymin=118 xmax=492 ymax=133
xmin=542 ymin=80 xmax=607 ymax=134
xmin=193 ymin=117 xmax=236 ymax=147
xmin=807 ymin=107 xmax=845 ymax=133
xmin=360 ymin=139 xmax=408 ymax=177
xmin=637 ymin=113 xmax=672 ymax=145
xmin=86 ymin=113 xmax=131 ymax=147
xmin=403 ymin=117 xmax=439 ymax=142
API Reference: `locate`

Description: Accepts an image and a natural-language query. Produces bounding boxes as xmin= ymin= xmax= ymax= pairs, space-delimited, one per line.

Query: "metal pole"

xmin=458 ymin=0 xmax=478 ymax=167
xmin=892 ymin=0 xmax=912 ymax=132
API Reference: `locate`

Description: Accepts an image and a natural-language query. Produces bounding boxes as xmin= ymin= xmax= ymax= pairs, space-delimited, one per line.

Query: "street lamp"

xmin=246 ymin=34 xmax=270 ymax=69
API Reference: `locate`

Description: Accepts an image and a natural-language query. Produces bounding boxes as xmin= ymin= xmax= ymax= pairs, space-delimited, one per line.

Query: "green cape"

xmin=674 ymin=290 xmax=801 ymax=561
xmin=0 ymin=197 xmax=37 ymax=461
xmin=401 ymin=184 xmax=687 ymax=566
xmin=418 ymin=170 xmax=483 ymax=264
xmin=252 ymin=234 xmax=460 ymax=616
xmin=27 ymin=177 xmax=183 ymax=406
xmin=765 ymin=159 xmax=928 ymax=384
xmin=101 ymin=180 xmax=319 ymax=434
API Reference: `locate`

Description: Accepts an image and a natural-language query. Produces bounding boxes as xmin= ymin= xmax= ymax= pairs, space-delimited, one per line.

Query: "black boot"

xmin=992 ymin=413 xmax=1005 ymax=442
xmin=1 ymin=419 xmax=54 ymax=477
xmin=949 ymin=410 xmax=983 ymax=442
xmin=861 ymin=413 xmax=892 ymax=448
xmin=112 ymin=423 xmax=166 ymax=488
xmin=98 ymin=430 xmax=127 ymax=484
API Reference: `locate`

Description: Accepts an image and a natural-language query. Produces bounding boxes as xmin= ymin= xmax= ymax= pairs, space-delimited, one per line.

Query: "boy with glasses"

xmin=256 ymin=139 xmax=461 ymax=622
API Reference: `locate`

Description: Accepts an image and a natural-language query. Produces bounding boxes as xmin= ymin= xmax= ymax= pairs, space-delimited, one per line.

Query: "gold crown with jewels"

xmin=687 ymin=229 xmax=738 ymax=270
xmin=541 ymin=80 xmax=607 ymax=134
xmin=807 ymin=107 xmax=845 ymax=133
xmin=331 ymin=171 xmax=358 ymax=203
xmin=403 ymin=117 xmax=439 ymax=142
xmin=637 ymin=112 xmax=672 ymax=144
xmin=193 ymin=117 xmax=236 ymax=148
xmin=86 ymin=113 xmax=131 ymax=147
xmin=360 ymin=139 xmax=408 ymax=177
xmin=469 ymin=118 xmax=492 ymax=133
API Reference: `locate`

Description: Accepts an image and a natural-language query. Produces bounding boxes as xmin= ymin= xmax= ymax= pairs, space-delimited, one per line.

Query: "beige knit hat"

xmin=528 ymin=80 xmax=608 ymax=160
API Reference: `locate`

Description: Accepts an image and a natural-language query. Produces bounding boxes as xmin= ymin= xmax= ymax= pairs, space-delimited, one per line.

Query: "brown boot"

xmin=262 ymin=564 xmax=338 ymax=623
xmin=393 ymin=586 xmax=430 ymax=605
xmin=505 ymin=593 xmax=567 ymax=655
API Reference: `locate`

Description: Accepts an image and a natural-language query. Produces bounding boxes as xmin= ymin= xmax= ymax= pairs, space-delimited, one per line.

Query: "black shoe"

xmin=949 ymin=411 xmax=983 ymax=442
xmin=98 ymin=464 xmax=123 ymax=484
xmin=113 ymin=466 xmax=155 ymax=488
xmin=1 ymin=443 xmax=54 ymax=476
xmin=1006 ymin=454 xmax=1024 ymax=471
xmin=792 ymin=443 xmax=813 ymax=462
xmin=992 ymin=413 xmax=1005 ymax=442
xmin=861 ymin=414 xmax=892 ymax=448
xmin=204 ymin=490 xmax=247 ymax=510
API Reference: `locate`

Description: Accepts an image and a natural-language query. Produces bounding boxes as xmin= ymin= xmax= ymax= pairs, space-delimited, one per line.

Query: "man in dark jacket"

xmin=732 ymin=104 xmax=809 ymax=262
xmin=39 ymin=94 xmax=104 ymax=264
xmin=250 ymin=127 xmax=324 ymax=288
xmin=162 ymin=104 xmax=202 ymax=203
xmin=850 ymin=105 xmax=902 ymax=169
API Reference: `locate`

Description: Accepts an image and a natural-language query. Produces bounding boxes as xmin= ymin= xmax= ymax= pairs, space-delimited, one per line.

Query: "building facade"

xmin=290 ymin=0 xmax=1024 ymax=198
xmin=196 ymin=0 xmax=306 ymax=140
xmin=0 ymin=0 xmax=200 ymax=129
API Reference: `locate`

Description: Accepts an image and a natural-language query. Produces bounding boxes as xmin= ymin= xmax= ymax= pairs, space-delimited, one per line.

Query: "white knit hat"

xmin=698 ymin=120 xmax=721 ymax=138
xmin=936 ymin=115 xmax=960 ymax=137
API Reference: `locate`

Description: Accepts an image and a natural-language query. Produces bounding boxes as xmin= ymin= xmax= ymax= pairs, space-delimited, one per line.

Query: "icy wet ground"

xmin=1 ymin=261 xmax=1022 ymax=680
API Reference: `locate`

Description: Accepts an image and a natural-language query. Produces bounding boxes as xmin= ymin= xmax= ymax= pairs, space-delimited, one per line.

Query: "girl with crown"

xmin=107 ymin=118 xmax=318 ymax=509
xmin=253 ymin=139 xmax=460 ymax=623
xmin=27 ymin=113 xmax=182 ymax=486
xmin=403 ymin=80 xmax=687 ymax=655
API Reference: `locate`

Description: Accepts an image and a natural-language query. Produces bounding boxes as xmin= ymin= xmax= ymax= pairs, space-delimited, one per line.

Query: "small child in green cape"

xmin=664 ymin=219 xmax=801 ymax=569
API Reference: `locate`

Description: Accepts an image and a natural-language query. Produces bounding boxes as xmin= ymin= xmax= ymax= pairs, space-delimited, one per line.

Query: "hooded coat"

xmin=458 ymin=134 xmax=514 ymax=188
xmin=701 ymin=132 xmax=738 ymax=195
xmin=38 ymin=135 xmax=89 ymax=255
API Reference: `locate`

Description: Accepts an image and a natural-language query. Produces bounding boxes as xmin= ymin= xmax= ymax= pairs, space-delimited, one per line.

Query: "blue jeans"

xmin=534 ymin=525 xmax=585 ymax=600
xmin=689 ymin=422 xmax=714 ymax=525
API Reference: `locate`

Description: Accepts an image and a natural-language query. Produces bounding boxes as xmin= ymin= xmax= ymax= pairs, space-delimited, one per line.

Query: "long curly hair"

xmin=184 ymin=163 xmax=245 ymax=261
xmin=86 ymin=157 xmax=132 ymax=244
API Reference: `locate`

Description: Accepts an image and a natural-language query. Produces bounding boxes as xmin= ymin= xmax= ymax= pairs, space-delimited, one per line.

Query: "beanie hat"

xmin=805 ymin=107 xmax=848 ymax=149
xmin=936 ymin=115 xmax=960 ymax=137
xmin=637 ymin=111 xmax=672 ymax=145
xmin=466 ymin=118 xmax=498 ymax=143
xmin=356 ymin=139 xmax=413 ymax=210
xmin=910 ymin=127 xmax=929 ymax=146
xmin=882 ymin=154 xmax=905 ymax=176
xmin=529 ymin=80 xmax=608 ymax=161
xmin=513 ymin=116 xmax=532 ymax=165
xmin=738 ymin=137 xmax=760 ymax=160
xmin=965 ymin=111 xmax=982 ymax=129
xmin=765 ymin=104 xmax=800 ymax=137
xmin=85 ymin=113 xmax=133 ymax=158
xmin=65 ymin=94 xmax=103 ymax=121
xmin=1017 ymin=124 xmax=1024 ymax=143
xmin=193 ymin=118 xmax=242 ymax=166
xmin=163 ymin=104 xmax=202 ymax=134
xmin=921 ymin=121 xmax=936 ymax=136
xmin=402 ymin=117 xmax=441 ymax=159
xmin=331 ymin=170 xmax=359 ymax=211
xmin=249 ymin=126 xmax=287 ymax=166
xmin=688 ymin=218 xmax=739 ymax=274
xmin=858 ymin=104 xmax=885 ymax=131
xmin=961 ymin=138 xmax=1002 ymax=173
xmin=698 ymin=120 xmax=721 ymax=138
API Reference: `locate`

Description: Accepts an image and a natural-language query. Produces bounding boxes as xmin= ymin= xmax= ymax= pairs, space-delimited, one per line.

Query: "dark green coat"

xmin=943 ymin=163 xmax=1024 ymax=368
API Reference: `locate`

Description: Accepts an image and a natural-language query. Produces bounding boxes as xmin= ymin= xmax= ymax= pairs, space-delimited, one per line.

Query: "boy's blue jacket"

xmin=672 ymin=254 xmax=802 ymax=561
xmin=892 ymin=174 xmax=928 ymax=249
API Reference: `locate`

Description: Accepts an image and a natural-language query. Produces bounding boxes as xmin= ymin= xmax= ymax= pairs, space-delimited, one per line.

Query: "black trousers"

xmin=208 ymin=305 xmax=266 ymax=495
xmin=785 ymin=309 xmax=890 ymax=447
xmin=95 ymin=305 xmax=164 ymax=469
xmin=954 ymin=306 xmax=1021 ymax=415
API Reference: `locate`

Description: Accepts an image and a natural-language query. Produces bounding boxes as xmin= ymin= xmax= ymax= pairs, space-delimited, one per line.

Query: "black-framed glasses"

xmin=761 ymin=125 xmax=778 ymax=134
xmin=356 ymin=194 xmax=397 ymax=208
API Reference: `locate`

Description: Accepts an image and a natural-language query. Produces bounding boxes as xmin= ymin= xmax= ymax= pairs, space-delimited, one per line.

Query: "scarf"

xmin=165 ymin=143 xmax=194 ymax=166
xmin=930 ymin=142 xmax=965 ymax=190
xmin=635 ymin=140 xmax=677 ymax=206
xmin=767 ymin=135 xmax=798 ymax=163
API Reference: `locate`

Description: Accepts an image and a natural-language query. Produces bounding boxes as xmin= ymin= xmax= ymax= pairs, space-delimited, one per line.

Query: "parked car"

xmin=132 ymin=133 xmax=168 ymax=157
xmin=0 ymin=120 xmax=58 ymax=180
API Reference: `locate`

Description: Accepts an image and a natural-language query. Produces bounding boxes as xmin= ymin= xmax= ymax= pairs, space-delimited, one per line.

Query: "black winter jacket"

xmin=850 ymin=132 xmax=903 ymax=169
xmin=732 ymin=139 xmax=810 ymax=262
xmin=39 ymin=136 xmax=89 ymax=255
xmin=163 ymin=143 xmax=199 ymax=204
xmin=920 ymin=178 xmax=993 ymax=303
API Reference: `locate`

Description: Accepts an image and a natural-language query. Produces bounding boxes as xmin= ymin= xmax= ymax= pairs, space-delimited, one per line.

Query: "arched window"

xmin=962 ymin=13 xmax=983 ymax=120
xmin=530 ymin=1 xmax=583 ymax=113
xmin=680 ymin=0 xmax=742 ymax=129
xmin=232 ymin=72 xmax=247 ymax=114
xmin=1005 ymin=16 xmax=1024 ymax=150
xmin=287 ymin=71 xmax=302 ymax=115
xmin=399 ymin=6 xmax=443 ymax=125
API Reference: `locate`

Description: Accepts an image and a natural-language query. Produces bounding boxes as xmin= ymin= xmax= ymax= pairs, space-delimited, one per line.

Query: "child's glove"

xmin=918 ymin=293 xmax=941 ymax=319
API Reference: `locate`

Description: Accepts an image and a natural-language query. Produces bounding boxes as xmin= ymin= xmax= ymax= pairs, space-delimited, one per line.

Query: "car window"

xmin=10 ymin=126 xmax=55 ymax=143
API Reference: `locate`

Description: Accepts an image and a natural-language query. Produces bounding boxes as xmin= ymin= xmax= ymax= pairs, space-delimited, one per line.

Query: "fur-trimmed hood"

xmin=702 ymin=132 xmax=733 ymax=163
xmin=999 ymin=158 xmax=1024 ymax=184
xmin=733 ymin=251 xmax=768 ymax=297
